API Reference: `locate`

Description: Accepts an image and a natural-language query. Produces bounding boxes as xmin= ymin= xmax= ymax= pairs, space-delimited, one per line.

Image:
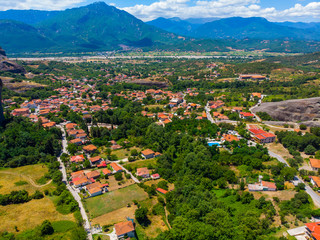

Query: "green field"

xmin=123 ymin=158 xmax=157 ymax=170
xmin=84 ymin=184 xmax=148 ymax=218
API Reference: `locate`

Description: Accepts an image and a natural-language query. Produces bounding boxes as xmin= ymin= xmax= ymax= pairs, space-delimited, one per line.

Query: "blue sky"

xmin=1 ymin=0 xmax=320 ymax=22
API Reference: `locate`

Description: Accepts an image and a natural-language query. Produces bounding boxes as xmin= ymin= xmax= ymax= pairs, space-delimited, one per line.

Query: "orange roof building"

xmin=114 ymin=221 xmax=135 ymax=238
xmin=306 ymin=222 xmax=320 ymax=240
xmin=310 ymin=158 xmax=320 ymax=171
xmin=83 ymin=144 xmax=97 ymax=153
xmin=110 ymin=162 xmax=122 ymax=172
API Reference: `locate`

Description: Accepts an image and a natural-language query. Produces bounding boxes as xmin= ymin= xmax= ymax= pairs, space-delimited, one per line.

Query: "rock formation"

xmin=0 ymin=46 xmax=25 ymax=73
xmin=252 ymin=97 xmax=320 ymax=123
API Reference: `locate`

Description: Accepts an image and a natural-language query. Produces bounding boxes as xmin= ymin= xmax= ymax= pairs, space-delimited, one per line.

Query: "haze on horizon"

xmin=0 ymin=0 xmax=320 ymax=22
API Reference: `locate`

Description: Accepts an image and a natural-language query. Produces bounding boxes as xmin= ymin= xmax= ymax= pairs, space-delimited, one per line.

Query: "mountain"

xmin=35 ymin=2 xmax=180 ymax=52
xmin=0 ymin=20 xmax=55 ymax=53
xmin=0 ymin=2 xmax=183 ymax=53
xmin=0 ymin=10 xmax=59 ymax=25
xmin=193 ymin=17 xmax=320 ymax=40
xmin=146 ymin=17 xmax=200 ymax=36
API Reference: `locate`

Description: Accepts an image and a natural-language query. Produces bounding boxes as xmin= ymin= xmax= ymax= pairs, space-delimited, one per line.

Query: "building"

xmin=311 ymin=176 xmax=320 ymax=188
xmin=86 ymin=170 xmax=101 ymax=179
xmin=89 ymin=156 xmax=102 ymax=166
xmin=239 ymin=112 xmax=254 ymax=119
xmin=70 ymin=155 xmax=85 ymax=163
xmin=151 ymin=173 xmax=160 ymax=180
xmin=141 ymin=149 xmax=155 ymax=159
xmin=156 ymin=188 xmax=168 ymax=194
xmin=136 ymin=167 xmax=150 ymax=178
xmin=83 ymin=144 xmax=97 ymax=153
xmin=249 ymin=128 xmax=276 ymax=144
xmin=114 ymin=221 xmax=135 ymax=239
xmin=248 ymin=181 xmax=277 ymax=192
xmin=305 ymin=222 xmax=320 ymax=240
xmin=310 ymin=158 xmax=320 ymax=171
xmin=12 ymin=108 xmax=30 ymax=116
xmin=110 ymin=162 xmax=122 ymax=173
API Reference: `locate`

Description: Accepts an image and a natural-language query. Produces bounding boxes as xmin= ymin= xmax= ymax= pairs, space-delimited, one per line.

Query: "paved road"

xmin=119 ymin=164 xmax=140 ymax=183
xmin=57 ymin=124 xmax=93 ymax=240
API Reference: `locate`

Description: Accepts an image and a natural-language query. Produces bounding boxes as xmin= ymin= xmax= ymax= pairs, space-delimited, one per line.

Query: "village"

xmin=2 ymin=58 xmax=320 ymax=240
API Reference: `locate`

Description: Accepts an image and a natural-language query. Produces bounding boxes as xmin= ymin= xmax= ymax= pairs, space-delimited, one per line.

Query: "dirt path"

xmin=164 ymin=205 xmax=172 ymax=229
xmin=0 ymin=171 xmax=52 ymax=187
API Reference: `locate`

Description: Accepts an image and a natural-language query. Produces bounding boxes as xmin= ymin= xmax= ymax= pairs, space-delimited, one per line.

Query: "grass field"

xmin=100 ymin=173 xmax=135 ymax=192
xmin=123 ymin=158 xmax=157 ymax=170
xmin=0 ymin=164 xmax=54 ymax=194
xmin=0 ymin=198 xmax=75 ymax=233
xmin=85 ymin=184 xmax=148 ymax=219
xmin=101 ymin=147 xmax=141 ymax=160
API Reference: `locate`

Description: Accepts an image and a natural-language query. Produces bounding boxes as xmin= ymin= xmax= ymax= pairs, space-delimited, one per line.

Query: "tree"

xmin=300 ymin=124 xmax=307 ymax=130
xmin=115 ymin=172 xmax=123 ymax=181
xmin=304 ymin=145 xmax=316 ymax=155
xmin=40 ymin=220 xmax=54 ymax=235
xmin=135 ymin=207 xmax=149 ymax=226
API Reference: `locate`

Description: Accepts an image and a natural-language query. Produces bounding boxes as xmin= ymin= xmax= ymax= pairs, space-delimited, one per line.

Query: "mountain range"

xmin=1 ymin=2 xmax=320 ymax=54
xmin=147 ymin=17 xmax=320 ymax=40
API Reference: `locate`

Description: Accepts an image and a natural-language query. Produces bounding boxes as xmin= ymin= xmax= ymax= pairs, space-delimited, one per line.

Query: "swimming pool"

xmin=208 ymin=142 xmax=221 ymax=147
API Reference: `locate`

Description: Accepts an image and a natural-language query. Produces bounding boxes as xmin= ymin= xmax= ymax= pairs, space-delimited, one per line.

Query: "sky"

xmin=0 ymin=0 xmax=320 ymax=22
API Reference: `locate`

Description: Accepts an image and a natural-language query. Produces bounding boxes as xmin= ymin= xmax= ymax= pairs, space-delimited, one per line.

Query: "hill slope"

xmin=0 ymin=20 xmax=55 ymax=53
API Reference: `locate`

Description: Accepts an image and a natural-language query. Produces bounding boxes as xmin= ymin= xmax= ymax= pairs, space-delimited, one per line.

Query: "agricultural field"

xmin=123 ymin=158 xmax=157 ymax=171
xmin=84 ymin=184 xmax=148 ymax=219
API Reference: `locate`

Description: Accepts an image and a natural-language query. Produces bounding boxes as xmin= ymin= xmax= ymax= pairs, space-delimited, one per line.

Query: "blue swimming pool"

xmin=208 ymin=142 xmax=221 ymax=147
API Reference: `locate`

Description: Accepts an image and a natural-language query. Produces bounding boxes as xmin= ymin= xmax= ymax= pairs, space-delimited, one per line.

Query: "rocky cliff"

xmin=0 ymin=46 xmax=25 ymax=73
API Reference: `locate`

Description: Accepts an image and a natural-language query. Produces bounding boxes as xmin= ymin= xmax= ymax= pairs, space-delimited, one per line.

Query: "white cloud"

xmin=122 ymin=0 xmax=320 ymax=22
xmin=0 ymin=0 xmax=85 ymax=11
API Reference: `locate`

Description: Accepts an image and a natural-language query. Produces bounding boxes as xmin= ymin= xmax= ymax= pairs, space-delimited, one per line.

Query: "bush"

xmin=32 ymin=190 xmax=44 ymax=199
xmin=305 ymin=145 xmax=316 ymax=155
xmin=40 ymin=220 xmax=54 ymax=236
xmin=115 ymin=172 xmax=123 ymax=181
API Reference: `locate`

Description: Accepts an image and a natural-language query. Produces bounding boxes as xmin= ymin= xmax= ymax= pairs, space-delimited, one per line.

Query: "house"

xmin=251 ymin=92 xmax=262 ymax=99
xmin=69 ymin=138 xmax=83 ymax=146
xmin=151 ymin=173 xmax=160 ymax=180
xmin=261 ymin=181 xmax=277 ymax=191
xmin=114 ymin=221 xmax=135 ymax=239
xmin=85 ymin=182 xmax=107 ymax=197
xmin=97 ymin=161 xmax=107 ymax=168
xmin=86 ymin=170 xmax=101 ymax=179
xmin=110 ymin=162 xmax=122 ymax=172
xmin=70 ymin=155 xmax=85 ymax=163
xmin=239 ymin=112 xmax=254 ymax=119
xmin=222 ymin=134 xmax=239 ymax=142
xmin=311 ymin=176 xmax=320 ymax=188
xmin=248 ymin=181 xmax=277 ymax=191
xmin=66 ymin=123 xmax=78 ymax=130
xmin=310 ymin=158 xmax=320 ymax=171
xmin=305 ymin=222 xmax=320 ymax=240
xmin=42 ymin=122 xmax=56 ymax=128
xmin=136 ymin=167 xmax=150 ymax=178
xmin=141 ymin=149 xmax=155 ymax=159
xmin=83 ymin=144 xmax=97 ymax=153
xmin=72 ymin=177 xmax=91 ymax=188
xmin=89 ymin=156 xmax=102 ymax=166
xmin=156 ymin=188 xmax=168 ymax=194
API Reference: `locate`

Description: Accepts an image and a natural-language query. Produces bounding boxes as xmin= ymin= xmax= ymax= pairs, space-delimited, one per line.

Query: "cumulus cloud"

xmin=0 ymin=0 xmax=85 ymax=11
xmin=122 ymin=0 xmax=320 ymax=22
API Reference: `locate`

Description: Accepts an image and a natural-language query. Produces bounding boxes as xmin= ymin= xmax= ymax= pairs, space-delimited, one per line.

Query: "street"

xmin=57 ymin=123 xmax=93 ymax=240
